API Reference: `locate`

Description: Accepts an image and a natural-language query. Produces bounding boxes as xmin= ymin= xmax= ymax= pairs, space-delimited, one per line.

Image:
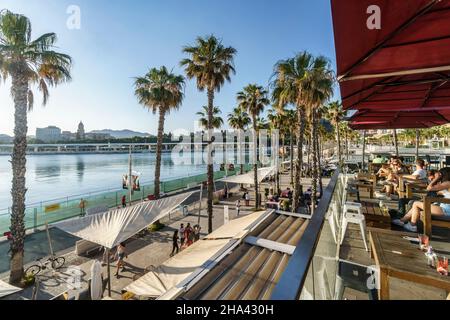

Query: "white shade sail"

xmin=54 ymin=192 xmax=194 ymax=249
xmin=0 ymin=280 xmax=21 ymax=298
xmin=220 ymin=166 xmax=275 ymax=185
xmin=124 ymin=211 xmax=267 ymax=298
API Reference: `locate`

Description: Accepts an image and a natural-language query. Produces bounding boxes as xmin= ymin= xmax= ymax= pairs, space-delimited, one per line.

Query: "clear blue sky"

xmin=0 ymin=0 xmax=338 ymax=136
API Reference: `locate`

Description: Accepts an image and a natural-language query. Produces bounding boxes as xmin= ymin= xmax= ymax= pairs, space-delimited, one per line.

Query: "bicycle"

xmin=24 ymin=256 xmax=66 ymax=276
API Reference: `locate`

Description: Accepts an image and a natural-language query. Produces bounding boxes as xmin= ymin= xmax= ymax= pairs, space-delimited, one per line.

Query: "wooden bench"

xmin=75 ymin=240 xmax=102 ymax=257
xmin=422 ymin=197 xmax=450 ymax=237
xmin=360 ymin=201 xmax=391 ymax=229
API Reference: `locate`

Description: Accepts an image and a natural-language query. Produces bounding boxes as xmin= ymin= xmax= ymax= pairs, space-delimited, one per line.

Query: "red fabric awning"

xmin=332 ymin=0 xmax=450 ymax=127
xmin=348 ymin=109 xmax=450 ymax=130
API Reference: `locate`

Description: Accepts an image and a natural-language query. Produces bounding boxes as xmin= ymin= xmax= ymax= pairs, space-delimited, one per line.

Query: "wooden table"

xmin=360 ymin=201 xmax=391 ymax=229
xmin=369 ymin=229 xmax=450 ymax=300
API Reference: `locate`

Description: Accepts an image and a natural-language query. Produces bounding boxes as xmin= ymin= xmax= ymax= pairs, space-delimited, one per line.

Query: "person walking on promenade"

xmin=179 ymin=224 xmax=185 ymax=248
xmin=193 ymin=225 xmax=201 ymax=242
xmin=236 ymin=199 xmax=241 ymax=217
xmin=79 ymin=198 xmax=87 ymax=216
xmin=244 ymin=192 xmax=250 ymax=206
xmin=184 ymin=223 xmax=193 ymax=247
xmin=170 ymin=230 xmax=179 ymax=257
xmin=121 ymin=195 xmax=127 ymax=208
xmin=114 ymin=242 xmax=128 ymax=278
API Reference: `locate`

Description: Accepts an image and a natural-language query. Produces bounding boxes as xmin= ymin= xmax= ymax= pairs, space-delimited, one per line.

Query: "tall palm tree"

xmin=326 ymin=101 xmax=345 ymax=167
xmin=181 ymin=35 xmax=236 ymax=233
xmin=0 ymin=11 xmax=72 ymax=283
xmin=134 ymin=66 xmax=185 ymax=199
xmin=302 ymin=56 xmax=334 ymax=209
xmin=272 ymin=52 xmax=316 ymax=212
xmin=237 ymin=84 xmax=270 ymax=209
xmin=227 ymin=107 xmax=251 ymax=177
xmin=197 ymin=106 xmax=224 ymax=129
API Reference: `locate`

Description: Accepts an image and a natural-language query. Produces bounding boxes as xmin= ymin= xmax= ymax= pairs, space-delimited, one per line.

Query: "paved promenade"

xmin=1 ymin=171 xmax=326 ymax=300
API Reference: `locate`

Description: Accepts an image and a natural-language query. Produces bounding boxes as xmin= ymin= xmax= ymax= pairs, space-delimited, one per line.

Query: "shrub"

xmin=148 ymin=221 xmax=165 ymax=232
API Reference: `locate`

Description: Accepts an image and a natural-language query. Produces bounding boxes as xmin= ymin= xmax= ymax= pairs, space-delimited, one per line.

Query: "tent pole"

xmin=128 ymin=145 xmax=133 ymax=205
xmin=107 ymin=248 xmax=111 ymax=297
xmin=45 ymin=223 xmax=55 ymax=258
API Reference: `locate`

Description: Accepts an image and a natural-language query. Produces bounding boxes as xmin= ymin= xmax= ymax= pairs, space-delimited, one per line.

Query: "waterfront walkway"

xmin=1 ymin=170 xmax=323 ymax=300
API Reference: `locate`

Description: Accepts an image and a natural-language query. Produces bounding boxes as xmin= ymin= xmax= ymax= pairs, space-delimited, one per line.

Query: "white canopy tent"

xmin=0 ymin=279 xmax=21 ymax=298
xmin=54 ymin=191 xmax=195 ymax=297
xmin=54 ymin=192 xmax=195 ymax=249
xmin=220 ymin=166 xmax=275 ymax=185
xmin=124 ymin=211 xmax=268 ymax=299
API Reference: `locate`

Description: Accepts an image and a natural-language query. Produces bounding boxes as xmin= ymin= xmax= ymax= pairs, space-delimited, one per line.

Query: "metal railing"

xmin=0 ymin=164 xmax=253 ymax=234
xmin=271 ymin=169 xmax=342 ymax=300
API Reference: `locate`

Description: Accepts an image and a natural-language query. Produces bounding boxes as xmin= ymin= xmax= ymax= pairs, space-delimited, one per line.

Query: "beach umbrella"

xmin=90 ymin=260 xmax=103 ymax=300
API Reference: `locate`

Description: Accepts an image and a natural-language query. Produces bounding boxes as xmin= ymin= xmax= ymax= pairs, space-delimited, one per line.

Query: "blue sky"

xmin=0 ymin=0 xmax=337 ymax=136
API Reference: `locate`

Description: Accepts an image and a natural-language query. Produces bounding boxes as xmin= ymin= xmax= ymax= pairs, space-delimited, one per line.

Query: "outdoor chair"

xmin=340 ymin=202 xmax=369 ymax=252
xmin=421 ymin=196 xmax=450 ymax=237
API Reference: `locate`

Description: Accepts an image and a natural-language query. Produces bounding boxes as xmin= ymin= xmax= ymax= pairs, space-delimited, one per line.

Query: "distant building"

xmin=61 ymin=131 xmax=76 ymax=141
xmin=0 ymin=134 xmax=13 ymax=144
xmin=36 ymin=126 xmax=61 ymax=143
xmin=85 ymin=132 xmax=112 ymax=140
xmin=76 ymin=121 xmax=85 ymax=140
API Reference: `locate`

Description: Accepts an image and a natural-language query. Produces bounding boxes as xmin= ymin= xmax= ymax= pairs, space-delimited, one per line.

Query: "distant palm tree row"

xmin=1 ymin=10 xmax=355 ymax=284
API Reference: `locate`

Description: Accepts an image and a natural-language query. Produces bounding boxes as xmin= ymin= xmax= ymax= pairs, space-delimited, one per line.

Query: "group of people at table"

xmin=371 ymin=156 xmax=450 ymax=232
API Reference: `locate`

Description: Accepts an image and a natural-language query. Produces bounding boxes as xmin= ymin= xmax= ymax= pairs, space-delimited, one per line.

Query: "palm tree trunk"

xmin=252 ymin=115 xmax=259 ymax=209
xmin=336 ymin=121 xmax=342 ymax=167
xmin=9 ymin=74 xmax=29 ymax=284
xmin=290 ymin=134 xmax=294 ymax=186
xmin=311 ymin=111 xmax=318 ymax=214
xmin=415 ymin=129 xmax=420 ymax=160
xmin=293 ymin=108 xmax=305 ymax=212
xmin=316 ymin=130 xmax=323 ymax=198
xmin=393 ymin=129 xmax=399 ymax=157
xmin=206 ymin=88 xmax=215 ymax=233
xmin=154 ymin=109 xmax=166 ymax=199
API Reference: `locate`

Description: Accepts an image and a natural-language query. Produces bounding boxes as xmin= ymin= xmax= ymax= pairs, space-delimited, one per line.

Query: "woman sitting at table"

xmin=392 ymin=168 xmax=450 ymax=232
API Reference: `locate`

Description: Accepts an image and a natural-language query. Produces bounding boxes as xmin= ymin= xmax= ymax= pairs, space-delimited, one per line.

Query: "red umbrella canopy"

xmin=332 ymin=0 xmax=450 ymax=117
xmin=348 ymin=109 xmax=450 ymax=129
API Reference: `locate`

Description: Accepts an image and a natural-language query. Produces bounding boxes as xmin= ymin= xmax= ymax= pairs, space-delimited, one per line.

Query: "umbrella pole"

xmin=107 ymin=248 xmax=111 ymax=297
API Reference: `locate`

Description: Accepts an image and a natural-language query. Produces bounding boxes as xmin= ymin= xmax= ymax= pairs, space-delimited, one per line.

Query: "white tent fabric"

xmin=0 ymin=279 xmax=21 ymax=298
xmin=220 ymin=166 xmax=275 ymax=185
xmin=54 ymin=192 xmax=194 ymax=249
xmin=124 ymin=211 xmax=266 ymax=298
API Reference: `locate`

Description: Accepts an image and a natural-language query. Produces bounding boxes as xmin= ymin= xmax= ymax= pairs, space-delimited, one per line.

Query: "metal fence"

xmin=0 ymin=164 xmax=253 ymax=234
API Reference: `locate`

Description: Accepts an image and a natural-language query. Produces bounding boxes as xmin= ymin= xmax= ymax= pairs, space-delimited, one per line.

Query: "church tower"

xmin=77 ymin=121 xmax=85 ymax=140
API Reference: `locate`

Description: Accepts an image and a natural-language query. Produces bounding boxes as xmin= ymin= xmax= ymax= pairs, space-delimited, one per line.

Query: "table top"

xmin=369 ymin=229 xmax=450 ymax=290
xmin=361 ymin=201 xmax=388 ymax=217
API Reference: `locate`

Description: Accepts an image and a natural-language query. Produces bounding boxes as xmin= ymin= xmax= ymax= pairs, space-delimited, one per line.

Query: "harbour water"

xmin=0 ymin=153 xmax=209 ymax=209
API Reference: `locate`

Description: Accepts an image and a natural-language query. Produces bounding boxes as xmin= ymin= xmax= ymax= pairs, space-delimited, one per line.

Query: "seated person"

xmin=396 ymin=170 xmax=440 ymax=217
xmin=401 ymin=159 xmax=427 ymax=182
xmin=372 ymin=155 xmax=386 ymax=164
xmin=376 ymin=163 xmax=391 ymax=180
xmin=392 ymin=168 xmax=450 ymax=232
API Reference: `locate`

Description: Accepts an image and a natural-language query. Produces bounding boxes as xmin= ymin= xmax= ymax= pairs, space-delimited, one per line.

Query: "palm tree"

xmin=134 ymin=66 xmax=185 ymax=199
xmin=326 ymin=101 xmax=346 ymax=167
xmin=237 ymin=84 xmax=270 ymax=209
xmin=302 ymin=56 xmax=334 ymax=209
xmin=181 ymin=35 xmax=236 ymax=233
xmin=272 ymin=52 xmax=316 ymax=212
xmin=0 ymin=11 xmax=72 ymax=283
xmin=227 ymin=107 xmax=251 ymax=178
xmin=197 ymin=106 xmax=224 ymax=129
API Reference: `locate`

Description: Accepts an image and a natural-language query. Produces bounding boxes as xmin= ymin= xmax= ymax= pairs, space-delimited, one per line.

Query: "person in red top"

xmin=121 ymin=195 xmax=127 ymax=208
xmin=184 ymin=223 xmax=194 ymax=247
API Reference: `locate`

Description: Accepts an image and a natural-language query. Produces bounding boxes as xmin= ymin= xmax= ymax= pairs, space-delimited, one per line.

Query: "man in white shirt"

xmin=402 ymin=159 xmax=427 ymax=181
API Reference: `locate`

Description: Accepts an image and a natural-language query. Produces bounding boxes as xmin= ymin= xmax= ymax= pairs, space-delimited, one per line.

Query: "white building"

xmin=36 ymin=126 xmax=61 ymax=142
